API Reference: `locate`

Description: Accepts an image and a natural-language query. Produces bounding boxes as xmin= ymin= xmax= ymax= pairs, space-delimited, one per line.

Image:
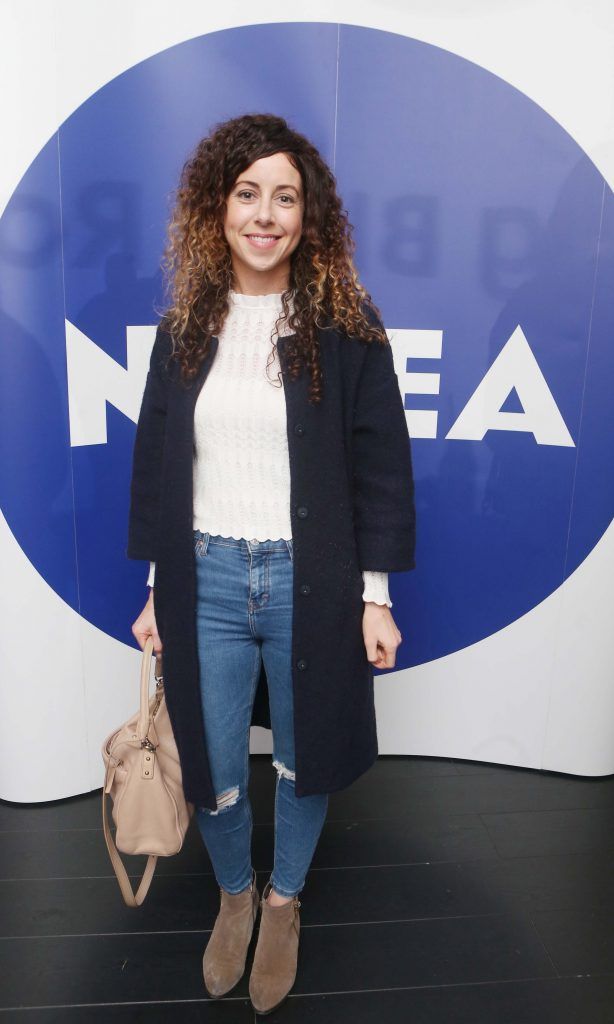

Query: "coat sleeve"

xmin=126 ymin=324 xmax=173 ymax=562
xmin=351 ymin=320 xmax=416 ymax=573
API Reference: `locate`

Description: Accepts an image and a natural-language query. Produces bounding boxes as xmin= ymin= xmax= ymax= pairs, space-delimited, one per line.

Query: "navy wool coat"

xmin=126 ymin=309 xmax=416 ymax=810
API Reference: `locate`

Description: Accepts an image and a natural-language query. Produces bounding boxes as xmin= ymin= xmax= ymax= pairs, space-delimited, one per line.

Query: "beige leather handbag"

xmin=101 ymin=635 xmax=194 ymax=906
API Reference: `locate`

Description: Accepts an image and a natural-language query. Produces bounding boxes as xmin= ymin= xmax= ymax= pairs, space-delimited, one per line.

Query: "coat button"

xmin=299 ymin=583 xmax=311 ymax=595
xmin=294 ymin=423 xmax=305 ymax=436
xmin=297 ymin=658 xmax=308 ymax=670
xmin=297 ymin=506 xmax=308 ymax=518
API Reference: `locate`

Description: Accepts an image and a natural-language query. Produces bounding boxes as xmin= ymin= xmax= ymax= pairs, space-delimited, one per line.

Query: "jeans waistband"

xmin=194 ymin=529 xmax=293 ymax=558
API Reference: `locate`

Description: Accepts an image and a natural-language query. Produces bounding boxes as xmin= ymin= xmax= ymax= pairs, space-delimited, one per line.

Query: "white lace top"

xmin=147 ymin=289 xmax=391 ymax=607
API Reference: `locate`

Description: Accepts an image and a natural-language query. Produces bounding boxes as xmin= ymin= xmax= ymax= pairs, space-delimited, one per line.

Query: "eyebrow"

xmin=236 ymin=180 xmax=300 ymax=194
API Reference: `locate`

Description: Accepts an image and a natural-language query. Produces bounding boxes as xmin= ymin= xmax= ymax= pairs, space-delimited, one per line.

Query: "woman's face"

xmin=223 ymin=152 xmax=304 ymax=293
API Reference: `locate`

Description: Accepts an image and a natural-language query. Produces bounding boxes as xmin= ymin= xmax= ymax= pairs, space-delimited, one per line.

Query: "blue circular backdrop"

xmin=0 ymin=23 xmax=612 ymax=666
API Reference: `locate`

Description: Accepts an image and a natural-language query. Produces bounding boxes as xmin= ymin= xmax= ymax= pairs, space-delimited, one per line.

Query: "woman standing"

xmin=128 ymin=113 xmax=416 ymax=1014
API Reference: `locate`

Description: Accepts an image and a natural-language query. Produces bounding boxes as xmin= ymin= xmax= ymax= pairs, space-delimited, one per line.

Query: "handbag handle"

xmin=138 ymin=635 xmax=162 ymax=744
xmin=101 ymin=635 xmax=160 ymax=907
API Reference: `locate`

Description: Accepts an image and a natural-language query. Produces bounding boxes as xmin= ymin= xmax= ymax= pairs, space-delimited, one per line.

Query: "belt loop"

xmin=203 ymin=531 xmax=211 ymax=556
xmin=285 ymin=538 xmax=293 ymax=563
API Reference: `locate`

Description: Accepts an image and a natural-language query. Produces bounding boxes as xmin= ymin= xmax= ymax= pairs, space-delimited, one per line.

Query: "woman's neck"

xmin=230 ymin=269 xmax=291 ymax=296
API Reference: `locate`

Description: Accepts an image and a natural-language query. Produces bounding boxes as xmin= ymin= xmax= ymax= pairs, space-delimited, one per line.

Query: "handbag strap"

xmin=101 ymin=635 xmax=160 ymax=907
xmin=101 ymin=766 xmax=158 ymax=906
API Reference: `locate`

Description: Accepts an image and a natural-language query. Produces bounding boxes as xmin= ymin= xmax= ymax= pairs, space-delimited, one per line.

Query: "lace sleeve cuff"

xmin=361 ymin=570 xmax=392 ymax=607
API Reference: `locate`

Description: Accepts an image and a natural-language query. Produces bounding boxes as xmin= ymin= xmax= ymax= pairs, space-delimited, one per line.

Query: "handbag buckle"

xmin=141 ymin=738 xmax=157 ymax=752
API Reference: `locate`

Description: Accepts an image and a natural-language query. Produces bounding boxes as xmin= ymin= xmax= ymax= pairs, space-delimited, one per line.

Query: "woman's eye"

xmin=236 ymin=190 xmax=294 ymax=203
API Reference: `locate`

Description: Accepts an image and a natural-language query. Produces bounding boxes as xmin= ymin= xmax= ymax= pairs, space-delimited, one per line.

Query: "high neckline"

xmin=229 ymin=289 xmax=285 ymax=308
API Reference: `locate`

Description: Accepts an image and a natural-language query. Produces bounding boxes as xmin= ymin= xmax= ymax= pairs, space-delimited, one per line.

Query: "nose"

xmin=254 ymin=196 xmax=274 ymax=223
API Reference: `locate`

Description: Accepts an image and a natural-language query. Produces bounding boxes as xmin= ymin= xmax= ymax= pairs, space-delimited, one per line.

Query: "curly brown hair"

xmin=156 ymin=112 xmax=388 ymax=404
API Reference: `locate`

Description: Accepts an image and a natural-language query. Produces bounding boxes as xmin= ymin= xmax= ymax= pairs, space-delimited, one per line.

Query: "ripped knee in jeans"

xmin=200 ymin=785 xmax=240 ymax=816
xmin=272 ymin=758 xmax=296 ymax=782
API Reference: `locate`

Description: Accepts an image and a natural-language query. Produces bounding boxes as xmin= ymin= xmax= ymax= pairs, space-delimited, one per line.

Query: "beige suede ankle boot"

xmin=249 ymin=880 xmax=301 ymax=1015
xmin=202 ymin=869 xmax=260 ymax=998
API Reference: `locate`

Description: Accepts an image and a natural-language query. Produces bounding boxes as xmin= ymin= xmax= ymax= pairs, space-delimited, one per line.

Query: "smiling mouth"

xmin=245 ymin=234 xmax=282 ymax=249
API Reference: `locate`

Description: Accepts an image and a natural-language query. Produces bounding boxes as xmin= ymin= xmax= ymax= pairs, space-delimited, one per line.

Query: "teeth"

xmin=247 ymin=234 xmax=280 ymax=247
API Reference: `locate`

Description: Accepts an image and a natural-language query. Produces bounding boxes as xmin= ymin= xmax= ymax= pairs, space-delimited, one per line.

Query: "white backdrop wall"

xmin=1 ymin=0 xmax=613 ymax=802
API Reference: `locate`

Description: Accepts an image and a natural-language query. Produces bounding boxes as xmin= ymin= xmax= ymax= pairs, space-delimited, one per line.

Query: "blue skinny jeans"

xmin=193 ymin=529 xmax=329 ymax=898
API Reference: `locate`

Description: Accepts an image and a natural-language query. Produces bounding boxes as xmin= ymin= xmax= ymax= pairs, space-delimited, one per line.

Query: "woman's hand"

xmin=132 ymin=589 xmax=163 ymax=656
xmin=362 ymin=602 xmax=403 ymax=669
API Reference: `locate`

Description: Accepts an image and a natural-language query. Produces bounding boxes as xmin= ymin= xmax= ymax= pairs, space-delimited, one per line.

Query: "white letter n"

xmin=65 ymin=320 xmax=155 ymax=447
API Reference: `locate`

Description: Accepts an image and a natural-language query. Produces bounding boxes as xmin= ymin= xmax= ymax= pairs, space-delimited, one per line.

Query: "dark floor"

xmin=1 ymin=755 xmax=614 ymax=1021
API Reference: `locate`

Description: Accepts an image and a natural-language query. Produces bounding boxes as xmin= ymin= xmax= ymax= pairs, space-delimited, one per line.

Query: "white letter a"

xmin=445 ymin=326 xmax=575 ymax=447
